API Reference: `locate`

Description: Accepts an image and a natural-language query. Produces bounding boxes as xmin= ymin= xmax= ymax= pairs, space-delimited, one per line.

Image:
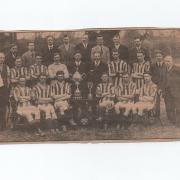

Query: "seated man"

xmin=135 ymin=72 xmax=157 ymax=117
xmin=51 ymin=71 xmax=71 ymax=115
xmin=30 ymin=54 xmax=48 ymax=85
xmin=114 ymin=72 xmax=137 ymax=117
xmin=96 ymin=72 xmax=115 ymax=122
xmin=13 ymin=76 xmax=43 ymax=135
xmin=51 ymin=71 xmax=72 ymax=131
xmin=33 ymin=73 xmax=58 ymax=133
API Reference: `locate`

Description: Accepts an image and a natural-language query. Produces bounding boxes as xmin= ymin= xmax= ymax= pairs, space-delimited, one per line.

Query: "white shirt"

xmin=48 ymin=63 xmax=69 ymax=79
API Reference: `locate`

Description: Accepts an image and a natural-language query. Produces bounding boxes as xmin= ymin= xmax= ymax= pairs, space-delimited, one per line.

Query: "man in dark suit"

xmin=5 ymin=44 xmax=18 ymax=68
xmin=75 ymin=33 xmax=92 ymax=64
xmin=0 ymin=52 xmax=10 ymax=130
xmin=160 ymin=55 xmax=180 ymax=125
xmin=151 ymin=50 xmax=165 ymax=119
xmin=58 ymin=35 xmax=75 ymax=66
xmin=88 ymin=51 xmax=108 ymax=97
xmin=110 ymin=34 xmax=129 ymax=62
xmin=42 ymin=36 xmax=58 ymax=66
xmin=129 ymin=36 xmax=150 ymax=66
xmin=68 ymin=51 xmax=89 ymax=98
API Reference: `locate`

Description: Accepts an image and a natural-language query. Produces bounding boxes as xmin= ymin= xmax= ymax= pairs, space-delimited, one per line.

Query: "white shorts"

xmin=115 ymin=101 xmax=136 ymax=114
xmin=17 ymin=105 xmax=40 ymax=122
xmin=99 ymin=100 xmax=114 ymax=110
xmin=38 ymin=104 xmax=57 ymax=120
xmin=135 ymin=101 xmax=155 ymax=111
xmin=54 ymin=100 xmax=69 ymax=113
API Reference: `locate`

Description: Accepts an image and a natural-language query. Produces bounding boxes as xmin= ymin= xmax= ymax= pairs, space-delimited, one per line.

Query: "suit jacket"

xmin=151 ymin=61 xmax=165 ymax=86
xmin=91 ymin=45 xmax=110 ymax=64
xmin=58 ymin=44 xmax=75 ymax=66
xmin=129 ymin=47 xmax=150 ymax=65
xmin=5 ymin=52 xmax=18 ymax=68
xmin=42 ymin=45 xmax=58 ymax=66
xmin=110 ymin=44 xmax=129 ymax=61
xmin=22 ymin=50 xmax=36 ymax=67
xmin=68 ymin=61 xmax=89 ymax=78
xmin=161 ymin=65 xmax=180 ymax=100
xmin=68 ymin=61 xmax=89 ymax=98
xmin=75 ymin=43 xmax=92 ymax=64
xmin=87 ymin=62 xmax=108 ymax=84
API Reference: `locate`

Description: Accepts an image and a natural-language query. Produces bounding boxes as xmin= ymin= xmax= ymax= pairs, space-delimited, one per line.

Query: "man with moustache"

xmin=110 ymin=34 xmax=129 ymax=62
xmin=0 ymin=52 xmax=10 ymax=130
xmin=42 ymin=36 xmax=58 ymax=66
xmin=5 ymin=44 xmax=18 ymax=68
xmin=161 ymin=56 xmax=180 ymax=125
xmin=75 ymin=33 xmax=92 ymax=64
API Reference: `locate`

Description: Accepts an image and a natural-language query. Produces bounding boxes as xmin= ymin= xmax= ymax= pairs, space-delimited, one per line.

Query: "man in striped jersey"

xmin=30 ymin=54 xmax=48 ymax=85
xmin=96 ymin=72 xmax=115 ymax=123
xmin=108 ymin=48 xmax=129 ymax=87
xmin=135 ymin=72 xmax=157 ymax=116
xmin=114 ymin=72 xmax=137 ymax=117
xmin=33 ymin=73 xmax=58 ymax=133
xmin=51 ymin=71 xmax=72 ymax=131
xmin=13 ymin=76 xmax=43 ymax=135
xmin=10 ymin=57 xmax=30 ymax=87
xmin=51 ymin=71 xmax=71 ymax=115
xmin=131 ymin=51 xmax=150 ymax=92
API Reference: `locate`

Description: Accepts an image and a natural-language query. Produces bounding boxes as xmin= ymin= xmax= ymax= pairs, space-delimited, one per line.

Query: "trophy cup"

xmin=72 ymin=70 xmax=82 ymax=100
xmin=87 ymin=82 xmax=93 ymax=100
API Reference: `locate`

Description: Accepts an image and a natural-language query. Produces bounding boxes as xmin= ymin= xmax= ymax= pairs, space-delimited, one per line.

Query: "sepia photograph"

xmin=0 ymin=28 xmax=180 ymax=143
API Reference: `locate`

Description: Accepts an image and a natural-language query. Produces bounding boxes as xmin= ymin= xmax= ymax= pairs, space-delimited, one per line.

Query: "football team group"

xmin=0 ymin=32 xmax=179 ymax=136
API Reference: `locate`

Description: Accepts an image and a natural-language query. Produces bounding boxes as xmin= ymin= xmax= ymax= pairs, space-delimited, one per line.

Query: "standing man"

xmin=10 ymin=57 xmax=30 ymax=87
xmin=151 ymin=50 xmax=165 ymax=119
xmin=110 ymin=34 xmax=129 ymax=62
xmin=22 ymin=42 xmax=36 ymax=68
xmin=108 ymin=48 xmax=129 ymax=87
xmin=75 ymin=33 xmax=92 ymax=64
xmin=5 ymin=44 xmax=18 ymax=68
xmin=42 ymin=36 xmax=58 ymax=66
xmin=58 ymin=35 xmax=75 ymax=66
xmin=91 ymin=35 xmax=110 ymax=64
xmin=48 ymin=52 xmax=69 ymax=81
xmin=0 ymin=52 xmax=10 ymax=130
xmin=129 ymin=36 xmax=150 ymax=66
xmin=131 ymin=51 xmax=150 ymax=91
xmin=30 ymin=54 xmax=48 ymax=85
xmin=161 ymin=56 xmax=180 ymax=125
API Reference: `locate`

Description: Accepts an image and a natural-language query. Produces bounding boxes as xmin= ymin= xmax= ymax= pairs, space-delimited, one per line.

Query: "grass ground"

xmin=0 ymin=117 xmax=180 ymax=143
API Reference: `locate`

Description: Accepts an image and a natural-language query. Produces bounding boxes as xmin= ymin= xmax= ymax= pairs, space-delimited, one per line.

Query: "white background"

xmin=0 ymin=0 xmax=180 ymax=180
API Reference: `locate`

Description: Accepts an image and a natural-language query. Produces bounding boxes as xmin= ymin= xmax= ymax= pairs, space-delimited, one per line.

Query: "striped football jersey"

xmin=33 ymin=83 xmax=51 ymax=99
xmin=140 ymin=81 xmax=157 ymax=99
xmin=115 ymin=81 xmax=136 ymax=97
xmin=50 ymin=81 xmax=71 ymax=96
xmin=132 ymin=61 xmax=150 ymax=89
xmin=30 ymin=64 xmax=48 ymax=77
xmin=10 ymin=67 xmax=29 ymax=80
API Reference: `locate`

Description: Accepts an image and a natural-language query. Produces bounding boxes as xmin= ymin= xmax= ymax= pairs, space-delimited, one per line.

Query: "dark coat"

xmin=58 ymin=44 xmax=75 ymax=66
xmin=5 ymin=52 xmax=17 ymax=68
xmin=75 ymin=43 xmax=93 ymax=64
xmin=110 ymin=44 xmax=129 ymax=61
xmin=151 ymin=62 xmax=165 ymax=87
xmin=87 ymin=62 xmax=108 ymax=84
xmin=68 ymin=61 xmax=89 ymax=98
xmin=161 ymin=65 xmax=180 ymax=99
xmin=41 ymin=45 xmax=58 ymax=66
